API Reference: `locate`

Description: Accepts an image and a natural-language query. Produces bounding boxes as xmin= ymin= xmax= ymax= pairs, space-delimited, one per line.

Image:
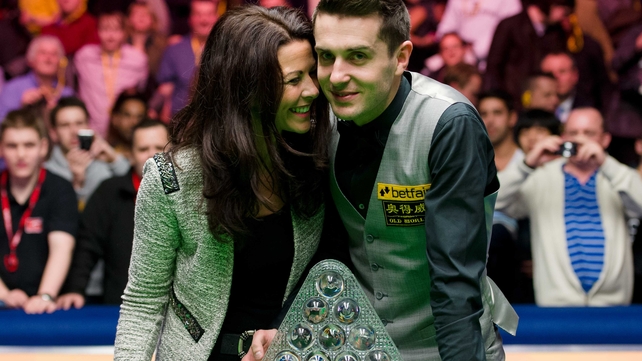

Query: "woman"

xmin=114 ymin=6 xmax=329 ymax=361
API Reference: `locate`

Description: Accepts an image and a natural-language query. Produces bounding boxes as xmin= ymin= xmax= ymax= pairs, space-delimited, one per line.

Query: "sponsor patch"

xmin=377 ymin=183 xmax=430 ymax=226
xmin=25 ymin=217 xmax=43 ymax=234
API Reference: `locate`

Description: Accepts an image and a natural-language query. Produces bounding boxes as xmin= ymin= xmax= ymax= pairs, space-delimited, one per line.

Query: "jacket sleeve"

xmin=496 ymin=160 xmax=533 ymax=219
xmin=601 ymin=155 xmax=642 ymax=218
xmin=424 ymin=103 xmax=494 ymax=361
xmin=114 ymin=157 xmax=181 ymax=361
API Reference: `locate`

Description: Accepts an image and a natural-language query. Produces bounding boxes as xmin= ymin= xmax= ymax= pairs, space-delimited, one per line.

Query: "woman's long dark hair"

xmin=169 ymin=5 xmax=330 ymax=240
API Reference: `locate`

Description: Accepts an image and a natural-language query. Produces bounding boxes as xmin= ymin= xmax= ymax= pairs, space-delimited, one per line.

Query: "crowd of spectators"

xmin=1 ymin=0 xmax=642 ymax=314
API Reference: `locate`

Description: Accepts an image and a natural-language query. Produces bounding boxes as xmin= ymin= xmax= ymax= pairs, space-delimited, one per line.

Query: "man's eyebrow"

xmin=315 ymin=45 xmax=373 ymax=53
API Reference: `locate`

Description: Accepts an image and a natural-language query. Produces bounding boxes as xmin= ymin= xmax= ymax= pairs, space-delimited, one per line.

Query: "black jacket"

xmin=62 ymin=169 xmax=136 ymax=304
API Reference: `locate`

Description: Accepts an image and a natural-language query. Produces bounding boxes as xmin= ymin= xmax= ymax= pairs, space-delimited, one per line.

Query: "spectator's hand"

xmin=24 ymin=295 xmax=57 ymax=314
xmin=66 ymin=148 xmax=93 ymax=189
xmin=20 ymin=88 xmax=44 ymax=106
xmin=2 ymin=289 xmax=29 ymax=308
xmin=56 ymin=293 xmax=85 ymax=310
xmin=241 ymin=329 xmax=277 ymax=361
xmin=572 ymin=137 xmax=606 ymax=168
xmin=524 ymin=135 xmax=564 ymax=168
xmin=90 ymin=136 xmax=118 ymax=164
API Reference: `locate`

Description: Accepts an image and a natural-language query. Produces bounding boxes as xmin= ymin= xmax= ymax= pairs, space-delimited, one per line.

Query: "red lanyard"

xmin=132 ymin=172 xmax=141 ymax=202
xmin=2 ymin=168 xmax=46 ymax=273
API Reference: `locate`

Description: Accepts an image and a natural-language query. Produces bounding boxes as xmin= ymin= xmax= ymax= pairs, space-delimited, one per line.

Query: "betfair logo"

xmin=377 ymin=183 xmax=431 ymax=201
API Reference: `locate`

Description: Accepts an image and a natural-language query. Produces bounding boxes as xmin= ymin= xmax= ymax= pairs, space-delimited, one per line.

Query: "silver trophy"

xmin=264 ymin=260 xmax=402 ymax=361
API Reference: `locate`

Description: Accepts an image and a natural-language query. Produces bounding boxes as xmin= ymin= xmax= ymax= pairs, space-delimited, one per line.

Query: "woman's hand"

xmin=242 ymin=329 xmax=277 ymax=361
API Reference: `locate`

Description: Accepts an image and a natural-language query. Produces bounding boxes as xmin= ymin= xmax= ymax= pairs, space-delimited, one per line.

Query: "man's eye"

xmin=320 ymin=52 xmax=334 ymax=61
xmin=352 ymin=53 xmax=366 ymax=61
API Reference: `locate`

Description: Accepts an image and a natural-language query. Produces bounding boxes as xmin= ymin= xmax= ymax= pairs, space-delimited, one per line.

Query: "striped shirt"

xmin=564 ymin=170 xmax=605 ymax=293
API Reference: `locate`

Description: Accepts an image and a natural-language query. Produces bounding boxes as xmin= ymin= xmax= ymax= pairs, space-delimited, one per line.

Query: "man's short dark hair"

xmin=479 ymin=90 xmax=515 ymax=112
xmin=1 ymin=108 xmax=48 ymax=140
xmin=525 ymin=0 xmax=575 ymax=14
xmin=50 ymin=97 xmax=90 ymax=127
xmin=131 ymin=118 xmax=169 ymax=148
xmin=514 ymin=109 xmax=562 ymax=144
xmin=313 ymin=0 xmax=410 ymax=57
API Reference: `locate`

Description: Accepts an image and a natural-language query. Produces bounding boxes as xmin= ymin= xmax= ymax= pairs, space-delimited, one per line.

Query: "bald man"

xmin=497 ymin=107 xmax=642 ymax=306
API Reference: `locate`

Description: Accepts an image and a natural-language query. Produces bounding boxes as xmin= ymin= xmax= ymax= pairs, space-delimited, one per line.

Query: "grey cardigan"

xmin=114 ymin=149 xmax=324 ymax=360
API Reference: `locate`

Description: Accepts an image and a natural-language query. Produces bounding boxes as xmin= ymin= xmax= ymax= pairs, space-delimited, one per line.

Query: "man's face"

xmin=440 ymin=34 xmax=465 ymax=67
xmin=189 ymin=1 xmax=218 ymax=39
xmin=541 ymin=54 xmax=579 ymax=99
xmin=529 ymin=77 xmax=559 ymax=112
xmin=457 ymin=73 xmax=482 ymax=108
xmin=132 ymin=126 xmax=169 ymax=177
xmin=563 ymin=110 xmax=608 ymax=146
xmin=30 ymin=41 xmax=62 ymax=78
xmin=58 ymin=0 xmax=81 ymax=15
xmin=53 ymin=106 xmax=89 ymax=153
xmin=113 ymin=99 xmax=146 ymax=141
xmin=547 ymin=5 xmax=571 ymax=24
xmin=479 ymin=97 xmax=516 ymax=147
xmin=1 ymin=128 xmax=48 ymax=181
xmin=314 ymin=13 xmax=408 ymax=126
xmin=99 ymin=16 xmax=126 ymax=53
xmin=129 ymin=5 xmax=154 ymax=33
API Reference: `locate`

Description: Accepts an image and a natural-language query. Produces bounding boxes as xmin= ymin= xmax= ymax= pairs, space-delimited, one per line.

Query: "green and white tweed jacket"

xmin=114 ymin=149 xmax=324 ymax=361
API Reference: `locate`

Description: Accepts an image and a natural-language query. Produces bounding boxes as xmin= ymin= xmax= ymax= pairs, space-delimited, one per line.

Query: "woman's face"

xmin=129 ymin=5 xmax=154 ymax=33
xmin=274 ymin=40 xmax=319 ymax=134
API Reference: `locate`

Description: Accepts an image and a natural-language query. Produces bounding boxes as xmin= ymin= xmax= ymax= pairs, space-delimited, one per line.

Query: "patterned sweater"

xmin=114 ymin=149 xmax=324 ymax=360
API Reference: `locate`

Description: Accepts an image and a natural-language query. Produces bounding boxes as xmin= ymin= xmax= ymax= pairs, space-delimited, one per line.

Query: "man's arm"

xmin=23 ymin=231 xmax=75 ymax=314
xmin=424 ymin=103 xmax=494 ymax=361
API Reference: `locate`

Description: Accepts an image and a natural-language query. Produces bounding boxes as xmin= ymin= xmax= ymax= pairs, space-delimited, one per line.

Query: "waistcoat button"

xmin=365 ymin=234 xmax=374 ymax=243
xmin=358 ymin=203 xmax=365 ymax=210
xmin=375 ymin=291 xmax=384 ymax=300
xmin=371 ymin=263 xmax=380 ymax=272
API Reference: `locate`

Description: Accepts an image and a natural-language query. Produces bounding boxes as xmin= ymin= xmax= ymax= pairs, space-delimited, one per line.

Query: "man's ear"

xmin=395 ymin=40 xmax=413 ymax=76
xmin=48 ymin=128 xmax=58 ymax=144
xmin=39 ymin=137 xmax=49 ymax=158
xmin=601 ymin=132 xmax=612 ymax=150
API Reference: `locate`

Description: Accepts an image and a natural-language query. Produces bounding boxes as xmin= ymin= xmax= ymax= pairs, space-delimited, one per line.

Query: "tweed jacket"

xmin=114 ymin=149 xmax=324 ymax=360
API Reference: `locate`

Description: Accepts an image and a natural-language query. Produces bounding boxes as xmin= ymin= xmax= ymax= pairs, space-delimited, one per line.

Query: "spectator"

xmin=0 ymin=4 xmax=32 ymax=79
xmin=499 ymin=107 xmax=640 ymax=306
xmin=443 ymin=62 xmax=482 ymax=107
xmin=486 ymin=0 xmax=613 ymax=115
xmin=0 ymin=109 xmax=78 ymax=314
xmin=634 ymin=137 xmax=642 ymax=304
xmin=404 ymin=0 xmax=443 ymax=72
xmin=610 ymin=22 xmax=642 ymax=166
xmin=106 ymin=92 xmax=148 ymax=159
xmin=513 ymin=108 xmax=562 ymax=154
xmin=436 ymin=0 xmax=522 ymax=69
xmin=0 ymin=36 xmax=74 ymax=121
xmin=57 ymin=119 xmax=168 ymax=308
xmin=126 ymin=1 xmax=167 ymax=77
xmin=541 ymin=52 xmax=582 ymax=122
xmin=479 ymin=91 xmax=522 ymax=172
xmin=423 ymin=32 xmax=473 ymax=82
xmin=75 ymin=12 xmax=148 ymax=137
xmin=41 ymin=0 xmax=100 ymax=56
xmin=156 ymin=0 xmax=219 ymax=119
xmin=522 ymin=72 xmax=560 ymax=113
xmin=45 ymin=97 xmax=130 ymax=206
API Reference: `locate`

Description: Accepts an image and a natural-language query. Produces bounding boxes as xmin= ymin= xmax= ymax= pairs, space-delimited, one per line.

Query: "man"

xmin=522 ymin=72 xmax=560 ymax=112
xmin=74 ymin=12 xmax=148 ymax=138
xmin=57 ymin=120 xmax=169 ymax=308
xmin=498 ymin=108 xmax=641 ymax=306
xmin=436 ymin=0 xmax=522 ymax=68
xmin=45 ymin=97 xmax=130 ymax=206
xmin=540 ymin=52 xmax=581 ymax=122
xmin=0 ymin=36 xmax=74 ymax=120
xmin=424 ymin=33 xmax=469 ymax=82
xmin=479 ymin=91 xmax=521 ymax=173
xmin=0 ymin=109 xmax=78 ymax=314
xmin=443 ymin=62 xmax=482 ymax=107
xmin=41 ymin=0 xmax=100 ymax=56
xmin=308 ymin=1 xmax=517 ymax=360
xmin=156 ymin=0 xmax=219 ymax=118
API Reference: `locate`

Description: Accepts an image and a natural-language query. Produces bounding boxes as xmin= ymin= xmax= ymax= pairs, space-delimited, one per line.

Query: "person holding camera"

xmin=497 ymin=107 xmax=642 ymax=306
xmin=45 ymin=97 xmax=130 ymax=208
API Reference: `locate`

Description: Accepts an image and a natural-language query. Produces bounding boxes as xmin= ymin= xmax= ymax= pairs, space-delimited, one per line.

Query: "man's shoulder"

xmin=165 ymin=36 xmax=191 ymax=54
xmin=43 ymin=170 xmax=75 ymax=196
xmin=2 ymin=73 xmax=33 ymax=92
xmin=74 ymin=44 xmax=100 ymax=61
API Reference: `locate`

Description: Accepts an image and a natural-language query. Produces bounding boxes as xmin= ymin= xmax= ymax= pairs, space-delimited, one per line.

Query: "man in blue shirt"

xmin=0 ymin=36 xmax=74 ymax=121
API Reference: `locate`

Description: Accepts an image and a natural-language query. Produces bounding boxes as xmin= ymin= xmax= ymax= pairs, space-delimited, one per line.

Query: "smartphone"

xmin=78 ymin=129 xmax=95 ymax=151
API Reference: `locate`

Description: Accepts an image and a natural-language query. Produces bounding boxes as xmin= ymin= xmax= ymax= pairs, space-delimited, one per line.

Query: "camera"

xmin=555 ymin=141 xmax=577 ymax=158
xmin=78 ymin=129 xmax=94 ymax=151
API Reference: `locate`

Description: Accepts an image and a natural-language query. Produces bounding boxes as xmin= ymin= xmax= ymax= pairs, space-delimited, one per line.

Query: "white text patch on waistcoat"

xmin=377 ymin=183 xmax=431 ymax=226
